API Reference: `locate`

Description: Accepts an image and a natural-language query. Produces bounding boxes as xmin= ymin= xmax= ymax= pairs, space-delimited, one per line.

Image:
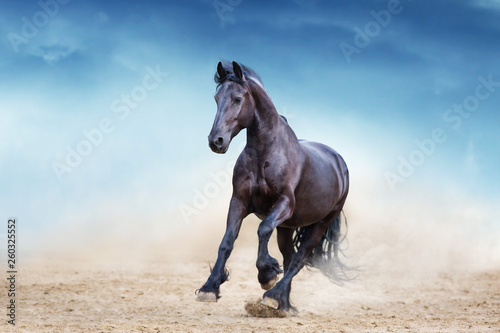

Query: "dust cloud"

xmin=31 ymin=171 xmax=500 ymax=277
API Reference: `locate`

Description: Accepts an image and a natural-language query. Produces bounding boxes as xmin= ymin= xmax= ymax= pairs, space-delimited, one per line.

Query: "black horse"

xmin=196 ymin=61 xmax=350 ymax=311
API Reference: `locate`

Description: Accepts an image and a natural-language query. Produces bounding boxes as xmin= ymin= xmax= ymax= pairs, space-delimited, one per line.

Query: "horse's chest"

xmin=250 ymin=188 xmax=275 ymax=218
xmin=248 ymin=163 xmax=282 ymax=215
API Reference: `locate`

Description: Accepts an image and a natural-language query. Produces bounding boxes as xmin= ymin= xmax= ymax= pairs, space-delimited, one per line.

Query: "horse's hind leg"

xmin=277 ymin=227 xmax=295 ymax=272
xmin=261 ymin=219 xmax=331 ymax=311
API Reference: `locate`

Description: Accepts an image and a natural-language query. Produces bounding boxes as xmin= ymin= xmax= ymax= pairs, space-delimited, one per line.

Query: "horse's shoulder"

xmin=232 ymin=151 xmax=256 ymax=182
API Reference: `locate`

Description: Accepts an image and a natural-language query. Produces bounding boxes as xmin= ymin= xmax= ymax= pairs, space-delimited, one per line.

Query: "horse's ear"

xmin=232 ymin=61 xmax=245 ymax=81
xmin=217 ymin=62 xmax=227 ymax=79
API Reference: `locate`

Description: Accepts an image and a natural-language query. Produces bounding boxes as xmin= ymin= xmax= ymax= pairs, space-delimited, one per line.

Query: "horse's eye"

xmin=234 ymin=97 xmax=242 ymax=103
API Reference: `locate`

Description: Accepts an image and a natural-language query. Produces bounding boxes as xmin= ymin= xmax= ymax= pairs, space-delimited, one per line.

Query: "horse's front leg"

xmin=256 ymin=191 xmax=295 ymax=290
xmin=197 ymin=196 xmax=247 ymax=302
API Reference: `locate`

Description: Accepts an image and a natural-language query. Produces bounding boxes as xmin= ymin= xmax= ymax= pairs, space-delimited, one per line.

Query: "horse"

xmin=196 ymin=61 xmax=350 ymax=311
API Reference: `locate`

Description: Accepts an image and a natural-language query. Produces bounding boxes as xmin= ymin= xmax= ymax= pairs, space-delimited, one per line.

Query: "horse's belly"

xmin=251 ymin=183 xmax=346 ymax=226
xmin=295 ymin=191 xmax=339 ymax=224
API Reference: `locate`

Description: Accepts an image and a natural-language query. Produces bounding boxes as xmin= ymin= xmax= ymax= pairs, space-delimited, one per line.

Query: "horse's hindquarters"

xmin=289 ymin=141 xmax=349 ymax=225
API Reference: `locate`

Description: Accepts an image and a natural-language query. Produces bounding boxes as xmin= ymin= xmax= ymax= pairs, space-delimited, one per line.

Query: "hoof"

xmin=260 ymin=297 xmax=279 ymax=309
xmin=260 ymin=275 xmax=279 ymax=290
xmin=196 ymin=291 xmax=217 ymax=302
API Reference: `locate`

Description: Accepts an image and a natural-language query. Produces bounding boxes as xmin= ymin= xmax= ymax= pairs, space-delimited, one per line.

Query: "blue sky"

xmin=1 ymin=0 xmax=499 ymax=253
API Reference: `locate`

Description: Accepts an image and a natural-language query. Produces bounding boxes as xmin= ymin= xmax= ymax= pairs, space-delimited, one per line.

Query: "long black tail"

xmin=293 ymin=211 xmax=354 ymax=285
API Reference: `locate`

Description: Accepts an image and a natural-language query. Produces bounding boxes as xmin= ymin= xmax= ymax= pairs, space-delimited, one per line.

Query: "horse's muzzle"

xmin=209 ymin=136 xmax=228 ymax=154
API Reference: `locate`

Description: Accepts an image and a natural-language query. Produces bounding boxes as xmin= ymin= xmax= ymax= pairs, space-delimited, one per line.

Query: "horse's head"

xmin=208 ymin=61 xmax=256 ymax=154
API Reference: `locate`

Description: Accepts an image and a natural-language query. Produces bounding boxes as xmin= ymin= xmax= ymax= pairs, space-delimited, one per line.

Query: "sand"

xmin=3 ymin=244 xmax=498 ymax=333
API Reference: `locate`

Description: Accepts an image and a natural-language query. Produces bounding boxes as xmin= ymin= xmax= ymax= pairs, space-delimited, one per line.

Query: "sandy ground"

xmin=3 ymin=210 xmax=500 ymax=333
xmin=4 ymin=240 xmax=499 ymax=333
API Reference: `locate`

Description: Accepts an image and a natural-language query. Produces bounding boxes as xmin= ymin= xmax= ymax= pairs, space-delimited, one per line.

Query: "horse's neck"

xmin=246 ymin=79 xmax=297 ymax=155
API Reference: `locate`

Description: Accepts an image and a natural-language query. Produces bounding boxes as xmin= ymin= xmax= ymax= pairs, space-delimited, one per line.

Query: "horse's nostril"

xmin=215 ymin=137 xmax=224 ymax=147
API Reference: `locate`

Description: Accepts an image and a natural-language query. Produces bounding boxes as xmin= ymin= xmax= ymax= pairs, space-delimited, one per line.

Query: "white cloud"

xmin=22 ymin=18 xmax=83 ymax=64
xmin=30 ymin=44 xmax=77 ymax=64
